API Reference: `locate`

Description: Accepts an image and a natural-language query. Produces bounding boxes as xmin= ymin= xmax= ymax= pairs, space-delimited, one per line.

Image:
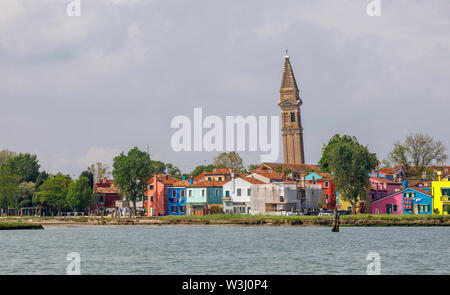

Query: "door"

xmin=413 ymin=204 xmax=419 ymax=214
xmin=386 ymin=204 xmax=392 ymax=214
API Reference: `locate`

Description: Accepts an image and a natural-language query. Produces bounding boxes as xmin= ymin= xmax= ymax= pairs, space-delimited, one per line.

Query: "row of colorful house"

xmin=92 ymin=163 xmax=450 ymax=216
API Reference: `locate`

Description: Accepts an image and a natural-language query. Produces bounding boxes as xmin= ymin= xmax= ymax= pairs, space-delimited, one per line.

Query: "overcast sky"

xmin=1 ymin=0 xmax=449 ymax=177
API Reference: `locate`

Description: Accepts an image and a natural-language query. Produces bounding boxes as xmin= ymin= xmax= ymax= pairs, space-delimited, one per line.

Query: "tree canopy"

xmin=5 ymin=153 xmax=40 ymax=183
xmin=386 ymin=133 xmax=447 ymax=178
xmin=113 ymin=147 xmax=153 ymax=214
xmin=213 ymin=152 xmax=243 ymax=171
xmin=66 ymin=177 xmax=93 ymax=211
xmin=0 ymin=166 xmax=19 ymax=212
xmin=319 ymin=134 xmax=378 ymax=213
xmin=33 ymin=174 xmax=72 ymax=213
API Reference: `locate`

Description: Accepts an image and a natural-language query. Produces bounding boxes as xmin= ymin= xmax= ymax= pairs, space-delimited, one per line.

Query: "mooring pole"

xmin=332 ymin=207 xmax=340 ymax=232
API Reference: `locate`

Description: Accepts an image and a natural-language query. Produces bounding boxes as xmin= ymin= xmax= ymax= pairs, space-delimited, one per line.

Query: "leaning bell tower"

xmin=278 ymin=53 xmax=305 ymax=164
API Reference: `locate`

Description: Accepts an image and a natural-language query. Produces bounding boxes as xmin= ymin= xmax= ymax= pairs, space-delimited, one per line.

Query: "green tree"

xmin=165 ymin=163 xmax=182 ymax=179
xmin=247 ymin=164 xmax=259 ymax=172
xmin=35 ymin=171 xmax=49 ymax=189
xmin=319 ymin=134 xmax=378 ymax=214
xmin=191 ymin=164 xmax=215 ymax=177
xmin=151 ymin=161 xmax=166 ymax=174
xmin=0 ymin=166 xmax=19 ymax=215
xmin=386 ymin=133 xmax=447 ymax=178
xmin=214 ymin=152 xmax=243 ymax=171
xmin=79 ymin=170 xmax=94 ymax=188
xmin=6 ymin=153 xmax=40 ymax=183
xmin=319 ymin=134 xmax=356 ymax=172
xmin=33 ymin=174 xmax=72 ymax=215
xmin=66 ymin=177 xmax=93 ymax=212
xmin=113 ymin=147 xmax=153 ymax=215
xmin=0 ymin=149 xmax=16 ymax=165
xmin=18 ymin=181 xmax=36 ymax=208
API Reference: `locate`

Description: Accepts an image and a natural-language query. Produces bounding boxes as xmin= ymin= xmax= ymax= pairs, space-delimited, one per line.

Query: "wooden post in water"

xmin=332 ymin=207 xmax=340 ymax=232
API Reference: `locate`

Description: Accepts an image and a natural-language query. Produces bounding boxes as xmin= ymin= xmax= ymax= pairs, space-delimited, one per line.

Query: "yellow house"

xmin=431 ymin=172 xmax=450 ymax=215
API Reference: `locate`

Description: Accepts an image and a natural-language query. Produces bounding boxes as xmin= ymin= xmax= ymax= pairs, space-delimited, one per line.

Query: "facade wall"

xmin=167 ymin=187 xmax=187 ymax=216
xmin=222 ymin=178 xmax=252 ymax=214
xmin=145 ymin=179 xmax=167 ymax=216
xmin=371 ymin=193 xmax=403 ymax=214
xmin=432 ymin=180 xmax=450 ymax=215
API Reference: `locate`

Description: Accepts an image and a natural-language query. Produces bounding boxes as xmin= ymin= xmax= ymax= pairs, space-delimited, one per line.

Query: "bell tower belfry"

xmin=278 ymin=54 xmax=305 ymax=164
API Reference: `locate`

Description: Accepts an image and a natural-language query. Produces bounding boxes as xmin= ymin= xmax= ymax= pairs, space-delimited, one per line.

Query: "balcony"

xmin=441 ymin=195 xmax=450 ymax=202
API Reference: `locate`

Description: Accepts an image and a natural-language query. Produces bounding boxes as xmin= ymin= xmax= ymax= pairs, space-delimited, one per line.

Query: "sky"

xmin=0 ymin=0 xmax=449 ymax=178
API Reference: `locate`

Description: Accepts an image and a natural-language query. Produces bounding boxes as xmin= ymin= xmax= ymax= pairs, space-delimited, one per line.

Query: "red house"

xmin=92 ymin=179 xmax=122 ymax=213
xmin=144 ymin=174 xmax=178 ymax=216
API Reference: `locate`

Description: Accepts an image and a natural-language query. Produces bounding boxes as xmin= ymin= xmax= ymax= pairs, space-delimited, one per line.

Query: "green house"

xmin=186 ymin=181 xmax=224 ymax=215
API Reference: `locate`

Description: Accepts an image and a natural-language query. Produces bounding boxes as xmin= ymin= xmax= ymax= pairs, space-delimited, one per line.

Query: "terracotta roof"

xmin=187 ymin=180 xmax=227 ymax=188
xmin=239 ymin=176 xmax=265 ymax=184
xmin=251 ymin=170 xmax=285 ymax=180
xmin=95 ymin=186 xmax=119 ymax=194
xmin=203 ymin=168 xmax=231 ymax=175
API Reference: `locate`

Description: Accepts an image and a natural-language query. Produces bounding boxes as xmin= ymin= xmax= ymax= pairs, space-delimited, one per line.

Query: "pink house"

xmin=371 ymin=191 xmax=403 ymax=214
xmin=370 ymin=177 xmax=402 ymax=202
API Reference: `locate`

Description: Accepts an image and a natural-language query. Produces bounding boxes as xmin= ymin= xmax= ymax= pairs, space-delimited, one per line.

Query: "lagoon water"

xmin=0 ymin=225 xmax=449 ymax=275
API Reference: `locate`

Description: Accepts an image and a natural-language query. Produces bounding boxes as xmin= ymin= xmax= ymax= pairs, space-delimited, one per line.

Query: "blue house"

xmin=167 ymin=184 xmax=187 ymax=216
xmin=402 ymin=187 xmax=433 ymax=215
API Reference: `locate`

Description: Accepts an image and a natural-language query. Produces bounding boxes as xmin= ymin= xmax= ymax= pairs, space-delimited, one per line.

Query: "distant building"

xmin=92 ymin=178 xmax=122 ymax=213
xmin=186 ymin=180 xmax=225 ymax=216
xmin=305 ymin=172 xmax=336 ymax=210
xmin=222 ymin=175 xmax=265 ymax=214
xmin=145 ymin=174 xmax=177 ymax=216
xmin=371 ymin=184 xmax=432 ymax=215
xmin=195 ymin=168 xmax=232 ymax=182
xmin=369 ymin=177 xmax=402 ymax=202
xmin=250 ymin=181 xmax=299 ymax=215
xmin=167 ymin=180 xmax=188 ymax=216
xmin=431 ymin=172 xmax=450 ymax=215
xmin=303 ymin=184 xmax=322 ymax=211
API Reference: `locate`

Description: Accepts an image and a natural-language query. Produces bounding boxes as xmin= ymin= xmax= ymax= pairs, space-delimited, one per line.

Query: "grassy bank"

xmin=160 ymin=214 xmax=450 ymax=226
xmin=2 ymin=214 xmax=450 ymax=227
xmin=0 ymin=222 xmax=44 ymax=230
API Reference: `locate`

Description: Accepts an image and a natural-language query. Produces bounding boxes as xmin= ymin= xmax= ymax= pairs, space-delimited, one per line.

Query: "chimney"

xmin=401 ymin=181 xmax=408 ymax=190
xmin=189 ymin=177 xmax=193 ymax=186
xmin=438 ymin=171 xmax=442 ymax=182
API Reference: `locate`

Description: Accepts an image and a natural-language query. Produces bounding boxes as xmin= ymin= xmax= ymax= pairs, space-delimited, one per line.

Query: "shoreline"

xmin=2 ymin=214 xmax=450 ymax=228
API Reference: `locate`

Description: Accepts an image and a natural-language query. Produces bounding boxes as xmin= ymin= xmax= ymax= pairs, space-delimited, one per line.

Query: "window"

xmin=150 ymin=196 xmax=154 ymax=202
xmin=181 ymin=190 xmax=185 ymax=197
xmin=225 ymin=190 xmax=230 ymax=197
xmin=188 ymin=190 xmax=192 ymax=197
xmin=149 ymin=185 xmax=154 ymax=190
xmin=393 ymin=205 xmax=398 ymax=212
xmin=215 ymin=189 xmax=219 ymax=197
xmin=201 ymin=189 xmax=205 ymax=197
xmin=280 ymin=196 xmax=284 ymax=202
xmin=237 ymin=189 xmax=241 ymax=196
xmin=218 ymin=177 xmax=222 ymax=181
xmin=325 ymin=181 xmax=329 ymax=188
xmin=144 ymin=196 xmax=148 ymax=201
xmin=208 ymin=177 xmax=212 ymax=181
xmin=172 ymin=190 xmax=176 ymax=197
xmin=419 ymin=205 xmax=430 ymax=213
xmin=247 ymin=189 xmax=251 ymax=196
xmin=171 ymin=205 xmax=177 ymax=213
xmin=180 ymin=206 xmax=186 ymax=213
xmin=290 ymin=112 xmax=295 ymax=122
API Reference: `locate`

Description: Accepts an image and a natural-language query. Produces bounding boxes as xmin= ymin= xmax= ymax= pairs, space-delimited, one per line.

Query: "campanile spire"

xmin=278 ymin=54 xmax=305 ymax=164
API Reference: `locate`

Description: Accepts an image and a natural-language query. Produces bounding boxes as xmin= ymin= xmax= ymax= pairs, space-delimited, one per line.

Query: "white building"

xmin=222 ymin=176 xmax=265 ymax=214
xmin=250 ymin=182 xmax=300 ymax=215
xmin=302 ymin=184 xmax=322 ymax=211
